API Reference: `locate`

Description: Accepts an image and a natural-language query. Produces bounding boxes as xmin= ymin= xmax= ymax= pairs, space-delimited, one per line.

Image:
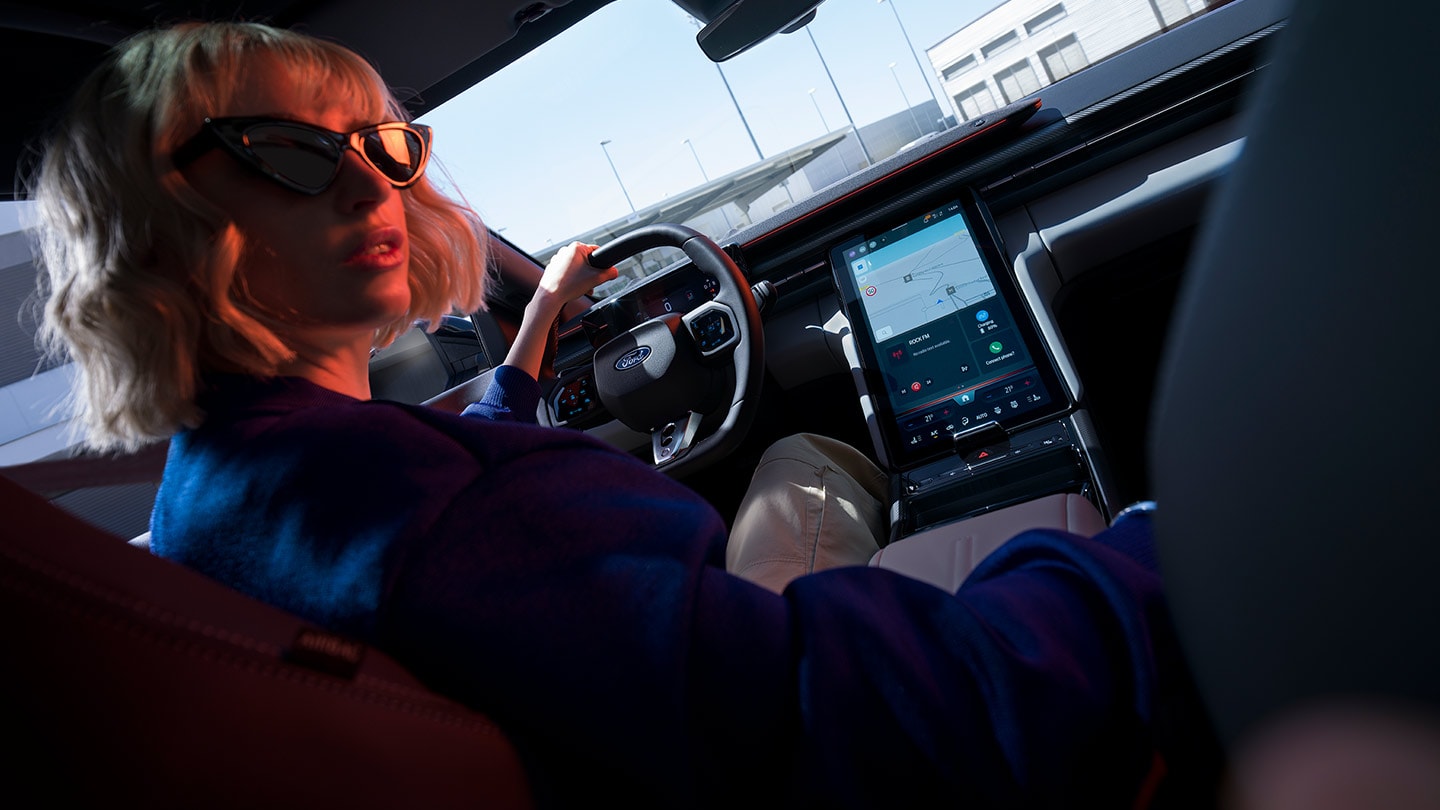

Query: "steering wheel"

xmin=587 ymin=224 xmax=764 ymax=477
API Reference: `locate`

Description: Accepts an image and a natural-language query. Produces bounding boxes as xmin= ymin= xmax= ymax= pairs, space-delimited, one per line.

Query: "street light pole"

xmin=688 ymin=15 xmax=764 ymax=161
xmin=808 ymin=88 xmax=830 ymax=133
xmin=713 ymin=62 xmax=765 ymax=161
xmin=889 ymin=61 xmax=922 ymax=137
xmin=683 ymin=138 xmax=709 ymax=181
xmin=599 ymin=139 xmax=636 ymax=214
xmin=879 ymin=0 xmax=955 ymax=129
xmin=806 ymin=26 xmax=873 ymax=166
xmin=685 ymin=137 xmax=734 ymax=231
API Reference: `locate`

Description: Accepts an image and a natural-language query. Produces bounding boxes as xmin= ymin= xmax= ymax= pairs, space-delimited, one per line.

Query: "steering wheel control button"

xmin=551 ymin=373 xmax=600 ymax=425
xmin=697 ymin=314 xmax=727 ymax=347
xmin=683 ymin=301 xmax=740 ymax=357
xmin=691 ymin=311 xmax=729 ymax=351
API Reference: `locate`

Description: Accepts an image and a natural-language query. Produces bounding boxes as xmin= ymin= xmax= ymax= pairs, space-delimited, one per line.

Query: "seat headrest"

xmin=1150 ymin=0 xmax=1440 ymax=749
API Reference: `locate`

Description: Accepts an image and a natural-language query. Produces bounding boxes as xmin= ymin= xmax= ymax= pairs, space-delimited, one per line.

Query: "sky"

xmin=418 ymin=0 xmax=1001 ymax=252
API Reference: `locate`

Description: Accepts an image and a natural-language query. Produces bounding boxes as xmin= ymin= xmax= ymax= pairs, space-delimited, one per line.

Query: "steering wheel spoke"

xmin=651 ymin=411 xmax=703 ymax=466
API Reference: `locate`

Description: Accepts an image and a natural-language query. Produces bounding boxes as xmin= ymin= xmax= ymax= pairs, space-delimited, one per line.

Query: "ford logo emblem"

xmin=615 ymin=346 xmax=652 ymax=370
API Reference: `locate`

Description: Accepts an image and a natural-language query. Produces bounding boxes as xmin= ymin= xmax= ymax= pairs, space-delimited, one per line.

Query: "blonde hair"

xmin=30 ymin=21 xmax=488 ymax=453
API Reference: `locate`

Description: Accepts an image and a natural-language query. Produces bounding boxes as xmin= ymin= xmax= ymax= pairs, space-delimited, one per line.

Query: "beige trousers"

xmin=726 ymin=433 xmax=890 ymax=593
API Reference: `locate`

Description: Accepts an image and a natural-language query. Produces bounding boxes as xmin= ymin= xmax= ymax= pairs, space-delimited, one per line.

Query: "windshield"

xmin=419 ymin=0 xmax=1220 ymax=298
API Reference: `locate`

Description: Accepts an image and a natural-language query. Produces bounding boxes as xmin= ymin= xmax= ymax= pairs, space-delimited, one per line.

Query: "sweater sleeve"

xmin=377 ymin=418 xmax=1213 ymax=810
xmin=460 ymin=364 xmax=542 ymax=423
xmin=775 ymin=511 xmax=1217 ymax=807
xmin=373 ymin=426 xmax=755 ymax=808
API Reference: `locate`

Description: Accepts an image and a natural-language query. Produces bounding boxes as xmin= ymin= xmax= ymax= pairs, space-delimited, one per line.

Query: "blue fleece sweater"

xmin=151 ymin=367 xmax=1213 ymax=808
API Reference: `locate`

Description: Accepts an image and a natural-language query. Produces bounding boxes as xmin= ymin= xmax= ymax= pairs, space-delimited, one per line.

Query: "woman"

xmin=32 ymin=21 xmax=1214 ymax=809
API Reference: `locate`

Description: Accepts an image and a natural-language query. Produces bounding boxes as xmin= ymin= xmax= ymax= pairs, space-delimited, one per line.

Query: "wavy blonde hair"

xmin=30 ymin=21 xmax=488 ymax=453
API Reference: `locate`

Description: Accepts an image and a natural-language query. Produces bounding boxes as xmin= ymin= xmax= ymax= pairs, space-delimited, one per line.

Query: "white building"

xmin=929 ymin=0 xmax=1210 ymax=121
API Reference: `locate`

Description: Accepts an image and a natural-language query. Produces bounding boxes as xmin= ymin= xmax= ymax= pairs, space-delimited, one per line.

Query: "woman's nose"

xmin=331 ymin=148 xmax=392 ymax=211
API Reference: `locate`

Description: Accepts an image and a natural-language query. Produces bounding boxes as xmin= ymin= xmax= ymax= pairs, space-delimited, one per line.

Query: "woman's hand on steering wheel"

xmin=505 ymin=242 xmax=618 ymax=382
xmin=536 ymin=242 xmax=618 ymax=309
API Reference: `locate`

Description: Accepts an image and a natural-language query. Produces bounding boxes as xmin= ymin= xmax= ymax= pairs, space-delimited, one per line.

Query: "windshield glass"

xmin=422 ymin=0 xmax=1220 ymax=297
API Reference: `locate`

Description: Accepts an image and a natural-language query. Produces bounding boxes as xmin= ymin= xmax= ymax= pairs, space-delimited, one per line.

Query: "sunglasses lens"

xmin=359 ymin=127 xmax=428 ymax=186
xmin=242 ymin=124 xmax=344 ymax=191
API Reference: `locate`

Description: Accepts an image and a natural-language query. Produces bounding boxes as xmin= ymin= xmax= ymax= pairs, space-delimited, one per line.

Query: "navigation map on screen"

xmin=833 ymin=199 xmax=1065 ymax=468
xmin=846 ymin=215 xmax=995 ymax=341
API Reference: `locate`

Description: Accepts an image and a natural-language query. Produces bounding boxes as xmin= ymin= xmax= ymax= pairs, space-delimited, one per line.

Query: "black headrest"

xmin=1151 ymin=0 xmax=1440 ymax=750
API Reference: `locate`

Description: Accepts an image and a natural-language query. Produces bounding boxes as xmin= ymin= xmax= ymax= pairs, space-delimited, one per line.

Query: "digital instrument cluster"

xmin=578 ymin=264 xmax=719 ymax=347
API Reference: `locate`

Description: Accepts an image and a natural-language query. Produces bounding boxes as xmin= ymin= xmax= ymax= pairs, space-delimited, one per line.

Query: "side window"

xmin=0 ymin=208 xmax=73 ymax=465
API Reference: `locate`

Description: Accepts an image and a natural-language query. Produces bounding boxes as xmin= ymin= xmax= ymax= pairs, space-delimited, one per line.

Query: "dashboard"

xmin=433 ymin=0 xmax=1283 ymax=522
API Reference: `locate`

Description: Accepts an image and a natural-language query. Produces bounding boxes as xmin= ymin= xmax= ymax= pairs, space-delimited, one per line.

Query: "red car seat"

xmin=0 ymin=472 xmax=533 ymax=809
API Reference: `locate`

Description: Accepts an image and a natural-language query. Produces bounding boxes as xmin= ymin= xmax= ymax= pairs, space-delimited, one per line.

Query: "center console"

xmin=826 ymin=192 xmax=1111 ymax=541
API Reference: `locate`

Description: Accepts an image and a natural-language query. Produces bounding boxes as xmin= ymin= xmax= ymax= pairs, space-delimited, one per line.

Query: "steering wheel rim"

xmin=588 ymin=224 xmax=764 ymax=477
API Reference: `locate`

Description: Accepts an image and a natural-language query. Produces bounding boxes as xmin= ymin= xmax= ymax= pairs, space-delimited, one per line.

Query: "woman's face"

xmin=180 ymin=58 xmax=413 ymax=352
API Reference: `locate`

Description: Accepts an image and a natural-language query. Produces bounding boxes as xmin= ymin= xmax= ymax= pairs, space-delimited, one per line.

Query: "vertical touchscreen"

xmin=833 ymin=200 xmax=1062 ymax=467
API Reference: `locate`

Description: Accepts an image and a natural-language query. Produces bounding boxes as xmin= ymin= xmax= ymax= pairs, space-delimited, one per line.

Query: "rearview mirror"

xmin=695 ymin=0 xmax=824 ymax=62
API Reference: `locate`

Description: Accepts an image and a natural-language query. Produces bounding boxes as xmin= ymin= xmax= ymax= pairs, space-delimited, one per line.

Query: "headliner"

xmin=1 ymin=0 xmax=625 ymax=197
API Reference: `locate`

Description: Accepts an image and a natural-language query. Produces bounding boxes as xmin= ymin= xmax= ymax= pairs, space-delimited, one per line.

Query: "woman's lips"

xmin=346 ymin=226 xmax=406 ymax=270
